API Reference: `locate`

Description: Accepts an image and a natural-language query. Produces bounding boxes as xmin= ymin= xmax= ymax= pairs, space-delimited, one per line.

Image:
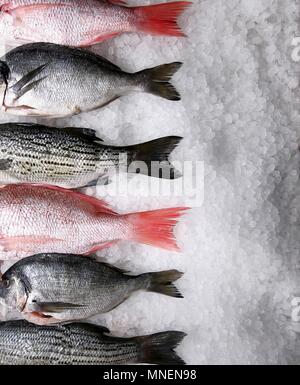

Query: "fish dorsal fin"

xmin=20 ymin=184 xmax=117 ymax=216
xmin=99 ymin=262 xmax=129 ymax=274
xmin=62 ymin=127 xmax=104 ymax=142
xmin=75 ymin=47 xmax=122 ymax=72
xmin=72 ymin=323 xmax=111 ymax=335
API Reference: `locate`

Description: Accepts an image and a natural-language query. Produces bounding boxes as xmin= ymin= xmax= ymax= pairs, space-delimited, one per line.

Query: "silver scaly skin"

xmin=0 ymin=321 xmax=186 ymax=365
xmin=0 ymin=253 xmax=183 ymax=324
xmin=0 ymin=43 xmax=182 ymax=118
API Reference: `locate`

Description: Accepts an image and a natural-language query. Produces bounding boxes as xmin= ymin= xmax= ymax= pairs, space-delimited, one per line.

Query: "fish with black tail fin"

xmin=0 ymin=122 xmax=182 ymax=188
xmin=0 ymin=321 xmax=186 ymax=365
xmin=0 ymin=43 xmax=183 ymax=118
xmin=0 ymin=253 xmax=184 ymax=325
xmin=0 ymin=1 xmax=192 ymax=47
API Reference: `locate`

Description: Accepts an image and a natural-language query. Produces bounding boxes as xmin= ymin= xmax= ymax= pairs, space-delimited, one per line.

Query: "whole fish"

xmin=0 ymin=321 xmax=186 ymax=365
xmin=0 ymin=123 xmax=182 ymax=188
xmin=0 ymin=184 xmax=188 ymax=261
xmin=0 ymin=253 xmax=183 ymax=325
xmin=0 ymin=43 xmax=182 ymax=117
xmin=0 ymin=0 xmax=191 ymax=47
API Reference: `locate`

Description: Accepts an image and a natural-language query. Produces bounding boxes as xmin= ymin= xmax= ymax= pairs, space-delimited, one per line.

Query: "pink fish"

xmin=0 ymin=184 xmax=188 ymax=261
xmin=0 ymin=0 xmax=191 ymax=47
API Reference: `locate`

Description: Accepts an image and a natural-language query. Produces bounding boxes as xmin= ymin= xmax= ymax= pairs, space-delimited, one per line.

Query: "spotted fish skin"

xmin=0 ymin=123 xmax=182 ymax=188
xmin=0 ymin=320 xmax=186 ymax=365
xmin=0 ymin=123 xmax=120 ymax=188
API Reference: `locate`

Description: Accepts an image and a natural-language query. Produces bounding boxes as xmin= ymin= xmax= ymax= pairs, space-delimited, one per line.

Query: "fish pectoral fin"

xmin=23 ymin=311 xmax=61 ymax=326
xmin=0 ymin=158 xmax=12 ymax=171
xmin=31 ymin=301 xmax=84 ymax=314
xmin=11 ymin=63 xmax=49 ymax=98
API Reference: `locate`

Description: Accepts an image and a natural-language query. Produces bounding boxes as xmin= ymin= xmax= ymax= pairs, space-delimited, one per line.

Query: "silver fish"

xmin=0 ymin=321 xmax=186 ymax=365
xmin=0 ymin=43 xmax=182 ymax=117
xmin=0 ymin=122 xmax=182 ymax=188
xmin=0 ymin=253 xmax=183 ymax=325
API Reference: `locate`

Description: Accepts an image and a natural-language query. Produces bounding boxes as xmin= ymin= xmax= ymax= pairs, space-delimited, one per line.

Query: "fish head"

xmin=0 ymin=273 xmax=27 ymax=312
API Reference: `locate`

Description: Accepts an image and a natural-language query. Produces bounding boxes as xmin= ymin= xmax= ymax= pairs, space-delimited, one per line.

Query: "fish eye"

xmin=1 ymin=280 xmax=10 ymax=289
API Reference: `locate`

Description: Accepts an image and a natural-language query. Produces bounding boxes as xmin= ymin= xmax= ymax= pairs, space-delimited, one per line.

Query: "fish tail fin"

xmin=138 ymin=62 xmax=182 ymax=101
xmin=133 ymin=1 xmax=191 ymax=37
xmin=145 ymin=269 xmax=184 ymax=298
xmin=127 ymin=136 xmax=183 ymax=179
xmin=126 ymin=207 xmax=189 ymax=251
xmin=137 ymin=331 xmax=186 ymax=365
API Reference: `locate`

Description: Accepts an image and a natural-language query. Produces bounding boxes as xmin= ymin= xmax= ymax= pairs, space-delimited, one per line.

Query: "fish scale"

xmin=0 ymin=321 xmax=186 ymax=365
xmin=0 ymin=123 xmax=183 ymax=187
xmin=0 ymin=1 xmax=190 ymax=47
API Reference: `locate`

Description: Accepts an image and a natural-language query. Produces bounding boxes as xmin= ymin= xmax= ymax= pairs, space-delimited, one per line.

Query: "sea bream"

xmin=0 ymin=123 xmax=182 ymax=188
xmin=0 ymin=253 xmax=183 ymax=325
xmin=0 ymin=42 xmax=182 ymax=117
xmin=0 ymin=0 xmax=191 ymax=47
xmin=0 ymin=184 xmax=188 ymax=261
xmin=0 ymin=321 xmax=186 ymax=365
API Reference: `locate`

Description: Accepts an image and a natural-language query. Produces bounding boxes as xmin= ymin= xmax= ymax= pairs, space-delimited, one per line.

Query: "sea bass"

xmin=0 ymin=321 xmax=186 ymax=365
xmin=0 ymin=43 xmax=182 ymax=117
xmin=0 ymin=123 xmax=182 ymax=188
xmin=0 ymin=184 xmax=188 ymax=261
xmin=0 ymin=253 xmax=183 ymax=325
xmin=0 ymin=0 xmax=191 ymax=47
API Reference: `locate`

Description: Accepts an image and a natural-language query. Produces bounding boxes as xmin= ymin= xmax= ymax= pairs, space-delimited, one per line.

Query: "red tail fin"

xmin=127 ymin=207 xmax=189 ymax=251
xmin=134 ymin=1 xmax=191 ymax=37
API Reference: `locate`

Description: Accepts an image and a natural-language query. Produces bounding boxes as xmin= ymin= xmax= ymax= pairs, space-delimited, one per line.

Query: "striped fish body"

xmin=0 ymin=321 xmax=186 ymax=365
xmin=0 ymin=123 xmax=182 ymax=188
xmin=0 ymin=123 xmax=122 ymax=189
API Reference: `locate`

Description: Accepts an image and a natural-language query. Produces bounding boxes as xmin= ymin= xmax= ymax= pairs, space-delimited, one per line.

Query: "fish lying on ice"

xmin=0 ymin=43 xmax=182 ymax=117
xmin=0 ymin=320 xmax=186 ymax=365
xmin=0 ymin=253 xmax=183 ymax=325
xmin=0 ymin=184 xmax=189 ymax=261
xmin=0 ymin=0 xmax=191 ymax=47
xmin=0 ymin=123 xmax=182 ymax=188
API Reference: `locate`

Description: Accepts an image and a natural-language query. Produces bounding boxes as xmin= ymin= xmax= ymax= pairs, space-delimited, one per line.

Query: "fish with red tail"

xmin=0 ymin=0 xmax=191 ymax=47
xmin=0 ymin=184 xmax=189 ymax=261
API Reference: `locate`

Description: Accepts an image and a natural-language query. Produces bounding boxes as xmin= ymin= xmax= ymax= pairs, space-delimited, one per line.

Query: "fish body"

xmin=0 ymin=0 xmax=191 ymax=47
xmin=0 ymin=321 xmax=186 ymax=365
xmin=0 ymin=43 xmax=182 ymax=117
xmin=0 ymin=123 xmax=182 ymax=188
xmin=0 ymin=253 xmax=183 ymax=324
xmin=0 ymin=184 xmax=188 ymax=261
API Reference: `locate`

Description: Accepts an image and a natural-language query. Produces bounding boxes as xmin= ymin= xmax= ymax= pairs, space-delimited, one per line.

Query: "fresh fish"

xmin=0 ymin=0 xmax=191 ymax=47
xmin=0 ymin=321 xmax=186 ymax=365
xmin=0 ymin=253 xmax=183 ymax=325
xmin=0 ymin=184 xmax=188 ymax=261
xmin=0 ymin=122 xmax=182 ymax=188
xmin=0 ymin=43 xmax=182 ymax=117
